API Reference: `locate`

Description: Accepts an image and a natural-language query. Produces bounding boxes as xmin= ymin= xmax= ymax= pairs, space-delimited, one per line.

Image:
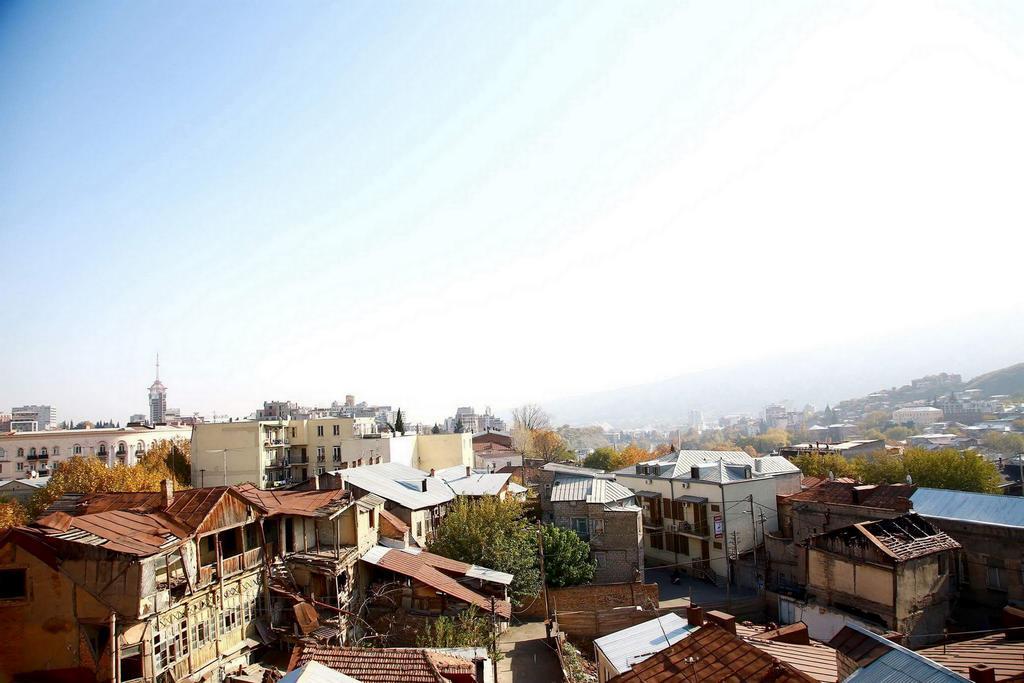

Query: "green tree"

xmin=583 ymin=447 xmax=617 ymax=471
xmin=541 ymin=524 xmax=595 ymax=587
xmin=431 ymin=423 xmax=441 ymax=434
xmin=856 ymin=448 xmax=1001 ymax=493
xmin=394 ymin=409 xmax=405 ymax=435
xmin=427 ymin=497 xmax=540 ymax=605
xmin=790 ymin=451 xmax=860 ymax=479
xmin=415 ymin=606 xmax=494 ymax=652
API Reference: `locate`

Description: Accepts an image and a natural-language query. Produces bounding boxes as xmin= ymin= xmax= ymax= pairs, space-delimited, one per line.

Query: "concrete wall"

xmin=191 ymin=422 xmax=265 ymax=487
xmin=413 ymin=433 xmax=473 ymax=471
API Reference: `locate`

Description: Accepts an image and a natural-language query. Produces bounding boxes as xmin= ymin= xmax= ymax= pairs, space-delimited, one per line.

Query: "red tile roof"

xmin=288 ymin=645 xmax=477 ymax=682
xmin=786 ymin=481 xmax=915 ymax=510
xmin=608 ymin=624 xmax=818 ymax=682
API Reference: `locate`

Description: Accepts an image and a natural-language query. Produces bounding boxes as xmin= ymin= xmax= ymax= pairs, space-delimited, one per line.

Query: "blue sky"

xmin=2 ymin=1 xmax=1023 ymax=424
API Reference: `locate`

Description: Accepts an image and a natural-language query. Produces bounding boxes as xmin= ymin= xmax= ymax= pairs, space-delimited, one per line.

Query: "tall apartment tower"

xmin=149 ymin=355 xmax=168 ymax=425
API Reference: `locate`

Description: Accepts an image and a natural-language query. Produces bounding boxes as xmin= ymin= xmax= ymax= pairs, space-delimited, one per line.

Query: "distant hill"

xmin=966 ymin=362 xmax=1024 ymax=396
xmin=544 ymin=316 xmax=1024 ymax=428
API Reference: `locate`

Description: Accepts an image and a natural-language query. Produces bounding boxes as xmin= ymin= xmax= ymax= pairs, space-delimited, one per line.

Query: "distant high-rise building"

xmin=149 ymin=355 xmax=168 ymax=425
xmin=10 ymin=405 xmax=56 ymax=432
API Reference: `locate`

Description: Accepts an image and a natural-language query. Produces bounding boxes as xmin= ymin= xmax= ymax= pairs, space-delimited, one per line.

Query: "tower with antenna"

xmin=149 ymin=354 xmax=168 ymax=425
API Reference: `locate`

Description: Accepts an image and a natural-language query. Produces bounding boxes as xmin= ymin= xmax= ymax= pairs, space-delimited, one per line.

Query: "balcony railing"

xmin=243 ymin=547 xmax=263 ymax=569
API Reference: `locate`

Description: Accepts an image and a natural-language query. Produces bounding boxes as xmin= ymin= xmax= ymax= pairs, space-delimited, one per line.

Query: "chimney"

xmin=1002 ymin=605 xmax=1024 ymax=640
xmin=430 ymin=468 xmax=436 ymax=477
xmin=313 ymin=474 xmax=320 ymax=491
xmin=161 ymin=479 xmax=174 ymax=508
xmin=466 ymin=465 xmax=472 ymax=477
xmin=421 ymin=478 xmax=428 ymax=492
xmin=968 ymin=665 xmax=996 ymax=683
xmin=706 ymin=610 xmax=736 ymax=634
xmin=686 ymin=605 xmax=704 ymax=626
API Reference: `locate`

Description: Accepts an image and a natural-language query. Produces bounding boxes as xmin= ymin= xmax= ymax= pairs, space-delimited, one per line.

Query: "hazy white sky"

xmin=1 ymin=1 xmax=1022 ymax=423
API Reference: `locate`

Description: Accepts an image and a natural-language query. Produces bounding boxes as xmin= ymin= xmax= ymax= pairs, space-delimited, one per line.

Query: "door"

xmin=285 ymin=518 xmax=295 ymax=552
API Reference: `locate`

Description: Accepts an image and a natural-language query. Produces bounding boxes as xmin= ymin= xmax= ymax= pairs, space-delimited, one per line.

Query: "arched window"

xmin=136 ymin=440 xmax=146 ymax=454
xmin=98 ymin=443 xmax=108 ymax=456
xmin=40 ymin=447 xmax=48 ymax=457
xmin=73 ymin=444 xmax=82 ymax=455
xmin=28 ymin=447 xmax=36 ymax=457
xmin=17 ymin=448 xmax=24 ymax=457
xmin=52 ymin=446 xmax=60 ymax=456
xmin=116 ymin=441 xmax=128 ymax=455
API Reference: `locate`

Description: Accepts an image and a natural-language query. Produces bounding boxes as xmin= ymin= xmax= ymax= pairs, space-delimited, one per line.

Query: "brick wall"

xmin=516 ymin=581 xmax=659 ymax=619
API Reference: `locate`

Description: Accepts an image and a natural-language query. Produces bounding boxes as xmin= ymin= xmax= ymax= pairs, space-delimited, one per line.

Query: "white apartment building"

xmin=10 ymin=404 xmax=56 ymax=432
xmin=191 ymin=417 xmax=472 ymax=488
xmin=892 ymin=406 xmax=944 ymax=427
xmin=444 ymin=406 xmax=506 ymax=434
xmin=614 ymin=450 xmax=801 ymax=583
xmin=0 ymin=425 xmax=192 ymax=481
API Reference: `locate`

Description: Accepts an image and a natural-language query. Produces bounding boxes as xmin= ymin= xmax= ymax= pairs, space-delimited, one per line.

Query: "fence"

xmin=515 ymin=581 xmax=660 ymax=619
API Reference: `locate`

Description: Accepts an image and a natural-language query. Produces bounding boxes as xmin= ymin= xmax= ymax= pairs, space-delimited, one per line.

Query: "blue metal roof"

xmin=911 ymin=487 xmax=1024 ymax=529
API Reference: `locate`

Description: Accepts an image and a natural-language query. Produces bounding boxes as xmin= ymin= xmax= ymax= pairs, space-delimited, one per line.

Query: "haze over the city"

xmin=2 ymin=1 xmax=1023 ymax=423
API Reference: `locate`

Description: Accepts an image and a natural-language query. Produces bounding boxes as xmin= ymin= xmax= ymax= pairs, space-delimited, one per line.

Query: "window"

xmin=592 ymin=519 xmax=605 ymax=534
xmin=416 ymin=521 xmax=423 ymax=538
xmin=317 ymin=467 xmax=325 ymax=475
xmin=243 ymin=596 xmax=257 ymax=623
xmin=369 ymin=510 xmax=376 ymax=528
xmin=317 ymin=447 xmax=325 ymax=462
xmin=98 ymin=444 xmax=108 ymax=455
xmin=987 ymin=559 xmax=1005 ymax=590
xmin=73 ymin=444 xmax=82 ymax=455
xmin=40 ymin=447 xmax=47 ymax=457
xmin=317 ymin=425 xmax=324 ymax=437
xmin=153 ymin=619 xmax=188 ymax=671
xmin=28 ymin=448 xmax=36 ymax=457
xmin=291 ymin=428 xmax=296 ymax=438
xmin=16 ymin=462 xmax=23 ymax=472
xmin=573 ymin=518 xmax=588 ymax=536
xmin=221 ymin=604 xmax=241 ymax=634
xmin=333 ymin=425 xmax=340 ymax=436
xmin=16 ymin=448 xmax=24 ymax=458
xmin=0 ymin=569 xmax=27 ymax=599
xmin=191 ymin=611 xmax=216 ymax=649
xmin=333 ymin=446 xmax=341 ymax=461
xmin=0 ymin=448 xmax=4 ymax=460
xmin=119 ymin=644 xmax=144 ymax=682
xmin=52 ymin=446 xmax=59 ymax=456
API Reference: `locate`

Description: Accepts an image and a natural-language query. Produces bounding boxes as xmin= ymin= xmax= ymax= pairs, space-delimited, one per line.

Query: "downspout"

xmin=110 ymin=611 xmax=117 ymax=683
xmin=668 ymin=477 xmax=676 ymax=568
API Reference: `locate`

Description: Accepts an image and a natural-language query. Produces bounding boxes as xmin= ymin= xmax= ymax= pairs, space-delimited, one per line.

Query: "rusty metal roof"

xmin=608 ymin=624 xmax=817 ymax=682
xmin=235 ymin=483 xmax=351 ymax=518
xmin=360 ymin=546 xmax=511 ymax=618
xmin=809 ymin=513 xmax=960 ymax=562
xmin=787 ymin=481 xmax=916 ymax=510
xmin=916 ymin=632 xmax=1024 ymax=681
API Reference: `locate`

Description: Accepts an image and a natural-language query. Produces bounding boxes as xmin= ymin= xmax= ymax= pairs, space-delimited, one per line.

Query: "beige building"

xmin=191 ymin=419 xmax=472 ymax=489
xmin=802 ymin=513 xmax=960 ymax=644
xmin=614 ymin=451 xmax=801 ymax=584
xmin=0 ymin=425 xmax=192 ymax=481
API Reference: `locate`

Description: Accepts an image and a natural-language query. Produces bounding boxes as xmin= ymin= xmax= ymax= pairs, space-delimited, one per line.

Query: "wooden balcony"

xmin=243 ymin=547 xmax=263 ymax=570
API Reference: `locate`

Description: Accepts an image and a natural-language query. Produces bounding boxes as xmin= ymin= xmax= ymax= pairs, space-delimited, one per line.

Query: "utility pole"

xmin=489 ymin=595 xmax=499 ymax=683
xmin=759 ymin=511 xmax=769 ymax=594
xmin=748 ymin=495 xmax=758 ymax=584
xmin=537 ymin=524 xmax=550 ymax=620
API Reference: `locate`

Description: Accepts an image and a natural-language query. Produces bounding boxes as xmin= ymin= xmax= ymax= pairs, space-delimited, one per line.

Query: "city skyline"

xmin=2 ymin=2 xmax=1023 ymax=423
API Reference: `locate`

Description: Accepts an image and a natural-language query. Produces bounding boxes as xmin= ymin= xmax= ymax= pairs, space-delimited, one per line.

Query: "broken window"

xmin=119 ymin=644 xmax=144 ymax=682
xmin=0 ymin=569 xmax=27 ymax=600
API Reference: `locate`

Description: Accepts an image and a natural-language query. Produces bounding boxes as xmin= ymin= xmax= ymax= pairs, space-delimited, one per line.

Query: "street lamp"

xmin=203 ymin=447 xmax=250 ymax=487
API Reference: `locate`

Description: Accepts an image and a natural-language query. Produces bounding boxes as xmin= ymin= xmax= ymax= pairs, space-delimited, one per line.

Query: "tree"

xmin=394 ymin=409 xmax=405 ymax=435
xmin=427 ymin=497 xmax=540 ymax=605
xmin=140 ymin=438 xmax=191 ymax=486
xmin=583 ymin=447 xmax=617 ymax=471
xmin=431 ymin=423 xmax=441 ymax=435
xmin=530 ymin=430 xmax=570 ymax=463
xmin=857 ymin=448 xmax=1002 ymax=493
xmin=614 ymin=444 xmax=650 ymax=469
xmin=0 ymin=500 xmax=28 ymax=530
xmin=415 ymin=606 xmax=495 ymax=652
xmin=541 ymin=524 xmax=596 ymax=587
xmin=454 ymin=418 xmax=465 ymax=434
xmin=512 ymin=404 xmax=550 ymax=432
xmin=790 ymin=451 xmax=859 ymax=479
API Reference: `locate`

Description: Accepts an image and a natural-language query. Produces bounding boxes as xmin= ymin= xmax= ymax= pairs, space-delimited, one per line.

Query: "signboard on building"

xmin=714 ymin=515 xmax=723 ymax=538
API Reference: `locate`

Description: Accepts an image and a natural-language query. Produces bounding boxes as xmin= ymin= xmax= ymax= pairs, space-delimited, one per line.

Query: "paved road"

xmin=646 ymin=567 xmax=756 ymax=608
xmin=497 ymin=620 xmax=563 ymax=683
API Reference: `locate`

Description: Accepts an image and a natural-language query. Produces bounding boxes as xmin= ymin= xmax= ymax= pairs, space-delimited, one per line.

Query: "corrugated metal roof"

xmin=593 ymin=614 xmax=695 ymax=675
xmin=615 ymin=451 xmax=799 ymax=481
xmin=833 ymin=624 xmax=964 ymax=683
xmin=279 ymin=661 xmax=360 ymax=683
xmin=331 ymin=463 xmax=455 ymax=510
xmin=549 ymin=475 xmax=635 ymax=504
xmin=911 ymin=487 xmax=1024 ymax=528
xmin=444 ymin=473 xmax=511 ymax=497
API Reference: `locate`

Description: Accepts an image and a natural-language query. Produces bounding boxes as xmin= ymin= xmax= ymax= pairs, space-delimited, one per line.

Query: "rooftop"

xmin=809 ymin=513 xmax=960 ymax=562
xmin=550 ymin=474 xmax=636 ymax=504
xmin=785 ymin=481 xmax=916 ymax=510
xmin=916 ymin=632 xmax=1024 ymax=681
xmin=288 ymin=645 xmax=477 ymax=683
xmin=911 ymin=487 xmax=1024 ymax=529
xmin=829 ymin=623 xmax=964 ymax=682
xmin=616 ymin=451 xmax=800 ymax=482
xmin=593 ymin=614 xmax=697 ymax=676
xmin=608 ymin=623 xmax=816 ymax=682
xmin=329 ymin=462 xmax=455 ymax=510
xmin=736 ymin=624 xmax=839 ymax=683
xmin=360 ymin=545 xmax=512 ymax=618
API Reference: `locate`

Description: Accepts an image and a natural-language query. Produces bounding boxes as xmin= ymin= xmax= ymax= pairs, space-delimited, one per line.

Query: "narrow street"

xmin=497 ymin=620 xmax=563 ymax=683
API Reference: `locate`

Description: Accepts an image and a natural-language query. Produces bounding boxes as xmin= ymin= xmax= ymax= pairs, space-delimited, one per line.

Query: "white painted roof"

xmin=549 ymin=475 xmax=635 ymax=503
xmin=593 ymin=614 xmax=695 ymax=675
xmin=329 ymin=462 xmax=454 ymax=510
xmin=0 ymin=476 xmax=51 ymax=489
xmin=466 ymin=565 xmax=514 ymax=585
xmin=279 ymin=661 xmax=360 ymax=683
xmin=616 ymin=451 xmax=799 ymax=481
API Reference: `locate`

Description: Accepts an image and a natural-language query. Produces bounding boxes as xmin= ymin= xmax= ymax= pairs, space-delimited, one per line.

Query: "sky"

xmin=1 ymin=1 xmax=1023 ymax=425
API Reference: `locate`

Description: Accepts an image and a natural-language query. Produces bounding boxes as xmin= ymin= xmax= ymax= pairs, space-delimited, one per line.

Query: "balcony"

xmin=263 ymin=439 xmax=289 ymax=448
xmin=669 ymin=521 xmax=710 ymax=538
